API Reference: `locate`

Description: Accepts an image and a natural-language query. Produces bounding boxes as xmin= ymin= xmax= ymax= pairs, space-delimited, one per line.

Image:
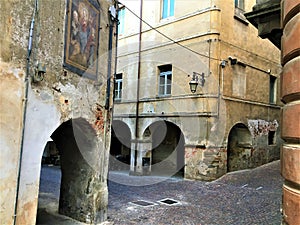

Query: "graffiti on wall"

xmin=247 ymin=119 xmax=279 ymax=137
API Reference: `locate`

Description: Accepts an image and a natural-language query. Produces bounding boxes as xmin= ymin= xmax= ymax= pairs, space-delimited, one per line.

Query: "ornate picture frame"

xmin=64 ymin=0 xmax=100 ymax=79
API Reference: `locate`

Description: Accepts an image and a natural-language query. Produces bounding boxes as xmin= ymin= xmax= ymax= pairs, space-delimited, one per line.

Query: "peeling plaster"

xmin=248 ymin=119 xmax=279 ymax=137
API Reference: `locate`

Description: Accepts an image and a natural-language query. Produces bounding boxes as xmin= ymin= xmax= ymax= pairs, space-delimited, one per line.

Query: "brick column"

xmin=281 ymin=1 xmax=300 ymax=224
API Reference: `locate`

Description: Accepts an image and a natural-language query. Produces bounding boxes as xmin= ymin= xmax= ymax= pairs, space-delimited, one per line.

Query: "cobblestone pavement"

xmin=37 ymin=160 xmax=283 ymax=225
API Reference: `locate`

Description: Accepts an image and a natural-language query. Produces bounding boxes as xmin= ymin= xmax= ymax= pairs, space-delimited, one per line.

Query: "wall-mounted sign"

xmin=64 ymin=0 xmax=100 ymax=79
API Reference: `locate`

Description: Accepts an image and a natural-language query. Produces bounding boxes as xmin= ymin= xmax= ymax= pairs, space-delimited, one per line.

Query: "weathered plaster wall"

xmin=0 ymin=62 xmax=25 ymax=225
xmin=113 ymin=0 xmax=282 ymax=180
xmin=0 ymin=0 xmax=115 ymax=224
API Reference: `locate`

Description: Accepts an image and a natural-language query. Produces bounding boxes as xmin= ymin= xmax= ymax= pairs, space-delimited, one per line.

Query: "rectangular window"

xmin=268 ymin=131 xmax=276 ymax=145
xmin=158 ymin=65 xmax=172 ymax=96
xmin=114 ymin=73 xmax=122 ymax=101
xmin=235 ymin=0 xmax=244 ymax=10
xmin=162 ymin=0 xmax=175 ymax=19
xmin=269 ymin=76 xmax=276 ymax=104
xmin=118 ymin=7 xmax=125 ymax=35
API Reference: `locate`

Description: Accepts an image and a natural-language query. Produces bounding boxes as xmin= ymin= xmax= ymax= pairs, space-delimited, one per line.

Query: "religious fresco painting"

xmin=64 ymin=0 xmax=100 ymax=79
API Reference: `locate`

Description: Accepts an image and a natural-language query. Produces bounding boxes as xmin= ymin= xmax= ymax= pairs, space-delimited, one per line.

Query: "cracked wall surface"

xmin=0 ymin=0 xmax=115 ymax=224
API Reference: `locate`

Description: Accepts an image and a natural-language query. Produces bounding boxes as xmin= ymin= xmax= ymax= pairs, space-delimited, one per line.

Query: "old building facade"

xmin=0 ymin=0 xmax=116 ymax=224
xmin=112 ymin=0 xmax=282 ymax=180
xmin=246 ymin=0 xmax=300 ymax=224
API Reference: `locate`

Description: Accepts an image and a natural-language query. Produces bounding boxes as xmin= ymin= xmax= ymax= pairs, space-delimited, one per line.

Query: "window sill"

xmin=234 ymin=7 xmax=249 ymax=25
xmin=160 ymin=16 xmax=175 ymax=23
xmin=114 ymin=99 xmax=122 ymax=103
xmin=156 ymin=94 xmax=171 ymax=99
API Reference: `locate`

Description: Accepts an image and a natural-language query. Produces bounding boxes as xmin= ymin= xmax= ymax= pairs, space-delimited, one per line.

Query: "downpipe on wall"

xmin=13 ymin=0 xmax=38 ymax=224
xmin=105 ymin=9 xmax=115 ymax=110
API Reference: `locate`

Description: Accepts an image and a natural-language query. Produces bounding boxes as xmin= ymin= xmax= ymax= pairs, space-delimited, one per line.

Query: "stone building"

xmin=0 ymin=0 xmax=117 ymax=224
xmin=111 ymin=0 xmax=283 ymax=180
xmin=246 ymin=0 xmax=300 ymax=224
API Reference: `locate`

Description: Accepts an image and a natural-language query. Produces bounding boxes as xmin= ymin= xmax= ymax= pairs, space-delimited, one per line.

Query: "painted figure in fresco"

xmin=69 ymin=1 xmax=97 ymax=68
xmin=70 ymin=10 xmax=80 ymax=57
xmin=79 ymin=7 xmax=88 ymax=55
xmin=86 ymin=27 xmax=95 ymax=67
xmin=85 ymin=14 xmax=96 ymax=67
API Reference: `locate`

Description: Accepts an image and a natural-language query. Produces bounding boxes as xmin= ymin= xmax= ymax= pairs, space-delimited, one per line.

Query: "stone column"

xmin=280 ymin=1 xmax=300 ymax=224
xmin=129 ymin=141 xmax=137 ymax=174
xmin=129 ymin=139 xmax=152 ymax=175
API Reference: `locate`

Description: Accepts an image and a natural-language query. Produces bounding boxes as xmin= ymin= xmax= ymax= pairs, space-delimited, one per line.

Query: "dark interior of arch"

xmin=150 ymin=120 xmax=185 ymax=176
xmin=50 ymin=118 xmax=107 ymax=223
xmin=227 ymin=123 xmax=253 ymax=172
xmin=109 ymin=120 xmax=131 ymax=170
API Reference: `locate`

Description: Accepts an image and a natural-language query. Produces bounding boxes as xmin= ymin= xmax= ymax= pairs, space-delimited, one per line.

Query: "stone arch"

xmin=109 ymin=120 xmax=132 ymax=170
xmin=227 ymin=123 xmax=253 ymax=172
xmin=37 ymin=118 xmax=106 ymax=224
xmin=145 ymin=120 xmax=185 ymax=177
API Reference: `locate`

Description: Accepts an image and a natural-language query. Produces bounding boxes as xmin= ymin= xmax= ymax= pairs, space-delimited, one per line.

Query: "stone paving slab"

xmin=107 ymin=160 xmax=282 ymax=225
xmin=37 ymin=160 xmax=283 ymax=225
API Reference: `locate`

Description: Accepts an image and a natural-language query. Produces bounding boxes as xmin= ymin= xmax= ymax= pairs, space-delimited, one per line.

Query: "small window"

xmin=114 ymin=73 xmax=122 ymax=101
xmin=162 ymin=0 xmax=175 ymax=19
xmin=268 ymin=131 xmax=276 ymax=145
xmin=235 ymin=0 xmax=244 ymax=10
xmin=158 ymin=65 xmax=172 ymax=96
xmin=118 ymin=7 xmax=125 ymax=35
xmin=269 ymin=76 xmax=276 ymax=104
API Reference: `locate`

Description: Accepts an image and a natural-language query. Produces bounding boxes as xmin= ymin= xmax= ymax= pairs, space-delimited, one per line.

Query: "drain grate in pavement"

xmin=158 ymin=198 xmax=180 ymax=206
xmin=130 ymin=200 xmax=156 ymax=207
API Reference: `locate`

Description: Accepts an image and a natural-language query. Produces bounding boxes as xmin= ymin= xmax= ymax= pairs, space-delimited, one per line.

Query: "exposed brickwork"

xmin=281 ymin=14 xmax=300 ymax=64
xmin=281 ymin=144 xmax=300 ymax=184
xmin=281 ymin=57 xmax=300 ymax=102
xmin=281 ymin=1 xmax=300 ymax=224
xmin=281 ymin=103 xmax=300 ymax=140
xmin=282 ymin=185 xmax=300 ymax=225
xmin=282 ymin=0 xmax=300 ymax=24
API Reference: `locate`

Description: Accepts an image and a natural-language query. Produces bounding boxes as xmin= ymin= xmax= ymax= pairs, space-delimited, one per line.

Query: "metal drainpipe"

xmin=134 ymin=0 xmax=143 ymax=171
xmin=105 ymin=15 xmax=114 ymax=110
xmin=206 ymin=39 xmax=212 ymax=146
xmin=113 ymin=2 xmax=119 ymax=101
xmin=13 ymin=0 xmax=38 ymax=224
xmin=105 ymin=1 xmax=119 ymax=173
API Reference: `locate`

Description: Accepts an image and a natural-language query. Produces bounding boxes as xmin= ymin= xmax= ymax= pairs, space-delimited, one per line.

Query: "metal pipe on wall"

xmin=14 ymin=0 xmax=38 ymax=224
xmin=133 ymin=0 xmax=143 ymax=172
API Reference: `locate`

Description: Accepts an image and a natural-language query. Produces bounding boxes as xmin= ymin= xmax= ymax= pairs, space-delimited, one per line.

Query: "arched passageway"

xmin=149 ymin=120 xmax=185 ymax=177
xmin=37 ymin=118 xmax=106 ymax=224
xmin=227 ymin=123 xmax=253 ymax=172
xmin=109 ymin=120 xmax=131 ymax=171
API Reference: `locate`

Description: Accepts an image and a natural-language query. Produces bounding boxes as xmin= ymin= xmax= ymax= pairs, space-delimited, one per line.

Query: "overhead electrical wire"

xmin=118 ymin=1 xmax=220 ymax=61
xmin=117 ymin=1 xmax=280 ymax=74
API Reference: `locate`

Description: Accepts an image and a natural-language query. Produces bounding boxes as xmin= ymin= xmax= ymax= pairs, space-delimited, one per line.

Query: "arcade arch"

xmin=227 ymin=123 xmax=253 ymax=172
xmin=37 ymin=118 xmax=107 ymax=224
xmin=145 ymin=120 xmax=185 ymax=177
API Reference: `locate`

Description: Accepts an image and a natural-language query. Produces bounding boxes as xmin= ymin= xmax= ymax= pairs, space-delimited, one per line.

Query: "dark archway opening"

xmin=37 ymin=118 xmax=106 ymax=224
xmin=150 ymin=120 xmax=185 ymax=177
xmin=109 ymin=121 xmax=131 ymax=171
xmin=37 ymin=141 xmax=62 ymax=224
xmin=227 ymin=123 xmax=252 ymax=172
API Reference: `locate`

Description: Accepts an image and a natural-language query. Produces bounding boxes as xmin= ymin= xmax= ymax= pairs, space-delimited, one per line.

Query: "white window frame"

xmin=162 ymin=0 xmax=175 ymax=19
xmin=118 ymin=7 xmax=125 ymax=35
xmin=114 ymin=74 xmax=122 ymax=101
xmin=235 ymin=0 xmax=245 ymax=10
xmin=158 ymin=66 xmax=172 ymax=96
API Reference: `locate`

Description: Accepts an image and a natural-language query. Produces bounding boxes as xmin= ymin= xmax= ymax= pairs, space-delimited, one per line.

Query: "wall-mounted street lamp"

xmin=189 ymin=72 xmax=205 ymax=93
